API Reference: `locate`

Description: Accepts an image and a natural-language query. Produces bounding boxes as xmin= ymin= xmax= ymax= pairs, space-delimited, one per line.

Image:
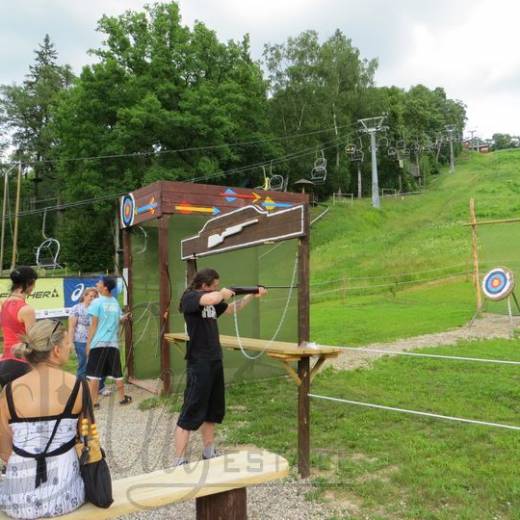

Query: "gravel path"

xmin=330 ymin=313 xmax=520 ymax=371
xmin=94 ymin=388 xmax=344 ymax=520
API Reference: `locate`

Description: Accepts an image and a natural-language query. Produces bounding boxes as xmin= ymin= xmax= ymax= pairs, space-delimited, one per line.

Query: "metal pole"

xmin=10 ymin=162 xmax=22 ymax=270
xmin=357 ymin=163 xmax=362 ymax=199
xmin=370 ymin=131 xmax=380 ymax=208
xmin=0 ymin=166 xmax=11 ymax=274
xmin=449 ymin=137 xmax=455 ymax=173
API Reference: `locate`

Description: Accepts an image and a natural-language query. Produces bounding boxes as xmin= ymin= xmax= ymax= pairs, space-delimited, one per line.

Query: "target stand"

xmin=471 ymin=267 xmax=520 ymax=335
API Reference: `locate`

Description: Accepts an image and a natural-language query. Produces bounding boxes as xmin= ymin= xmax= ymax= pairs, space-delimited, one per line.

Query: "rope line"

xmin=308 ymin=393 xmax=520 ymax=432
xmin=233 ymin=251 xmax=299 ymax=360
xmin=336 ymin=345 xmax=520 ymax=366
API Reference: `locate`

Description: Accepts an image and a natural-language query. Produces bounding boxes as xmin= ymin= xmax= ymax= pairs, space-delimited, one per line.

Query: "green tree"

xmin=0 ymin=35 xmax=74 ymax=266
xmin=53 ymin=2 xmax=275 ymax=271
xmin=264 ymin=29 xmax=377 ymax=196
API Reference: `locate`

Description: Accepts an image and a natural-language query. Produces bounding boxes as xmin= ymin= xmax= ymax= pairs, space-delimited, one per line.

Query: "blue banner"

xmin=63 ymin=277 xmax=99 ymax=308
xmin=64 ymin=277 xmax=125 ymax=309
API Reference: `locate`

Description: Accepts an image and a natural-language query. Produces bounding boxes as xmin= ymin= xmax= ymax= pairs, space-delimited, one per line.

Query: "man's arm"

xmin=200 ymin=288 xmax=235 ymax=306
xmin=86 ymin=316 xmax=98 ymax=356
xmin=224 ymin=287 xmax=267 ymax=315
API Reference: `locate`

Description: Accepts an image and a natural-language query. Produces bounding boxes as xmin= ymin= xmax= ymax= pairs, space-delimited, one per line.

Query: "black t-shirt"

xmin=181 ymin=290 xmax=228 ymax=361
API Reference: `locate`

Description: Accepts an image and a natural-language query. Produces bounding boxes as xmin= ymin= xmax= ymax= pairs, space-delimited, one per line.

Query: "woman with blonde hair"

xmin=68 ymin=287 xmax=98 ymax=378
xmin=0 ymin=319 xmax=85 ymax=519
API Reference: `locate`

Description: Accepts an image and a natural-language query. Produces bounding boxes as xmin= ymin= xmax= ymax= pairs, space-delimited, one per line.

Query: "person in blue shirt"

xmin=85 ymin=276 xmax=132 ymax=407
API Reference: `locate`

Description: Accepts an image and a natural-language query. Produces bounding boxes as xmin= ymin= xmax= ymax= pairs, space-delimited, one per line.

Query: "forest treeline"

xmin=0 ymin=2 xmax=466 ymax=271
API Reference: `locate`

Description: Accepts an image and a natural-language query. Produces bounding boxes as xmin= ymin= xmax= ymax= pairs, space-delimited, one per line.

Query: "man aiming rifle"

xmin=174 ymin=268 xmax=267 ymax=465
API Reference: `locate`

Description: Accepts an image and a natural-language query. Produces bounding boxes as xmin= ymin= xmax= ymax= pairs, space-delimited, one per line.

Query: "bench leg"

xmin=196 ymin=487 xmax=247 ymax=520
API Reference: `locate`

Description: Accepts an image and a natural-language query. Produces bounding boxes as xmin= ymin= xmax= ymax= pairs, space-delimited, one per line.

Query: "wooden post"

xmin=0 ymin=166 xmax=9 ymax=273
xmin=187 ymin=258 xmax=198 ymax=286
xmin=158 ymin=216 xmax=171 ymax=395
xmin=10 ymin=162 xmax=22 ymax=270
xmin=114 ymin=209 xmax=121 ymax=275
xmin=122 ymin=229 xmax=134 ymax=379
xmin=196 ymin=488 xmax=247 ymax=520
xmin=298 ymin=204 xmax=310 ymax=478
xmin=469 ymin=198 xmax=482 ymax=312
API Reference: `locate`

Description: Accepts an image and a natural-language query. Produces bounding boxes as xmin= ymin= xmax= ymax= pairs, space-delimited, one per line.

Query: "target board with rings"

xmin=482 ymin=267 xmax=515 ymax=301
xmin=120 ymin=193 xmax=136 ymax=228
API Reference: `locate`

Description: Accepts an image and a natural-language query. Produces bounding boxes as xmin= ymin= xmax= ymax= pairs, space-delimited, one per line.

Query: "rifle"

xmin=229 ymin=285 xmax=297 ymax=295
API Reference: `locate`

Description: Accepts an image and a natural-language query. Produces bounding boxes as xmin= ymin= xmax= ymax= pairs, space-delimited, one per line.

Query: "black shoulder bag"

xmin=75 ymin=378 xmax=114 ymax=508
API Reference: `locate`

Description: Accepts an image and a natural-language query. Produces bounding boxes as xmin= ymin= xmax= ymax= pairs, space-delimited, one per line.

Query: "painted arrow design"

xmin=221 ymin=188 xmax=261 ymax=203
xmin=175 ymin=204 xmax=221 ymax=216
xmin=136 ymin=197 xmax=158 ymax=215
xmin=261 ymin=197 xmax=294 ymax=211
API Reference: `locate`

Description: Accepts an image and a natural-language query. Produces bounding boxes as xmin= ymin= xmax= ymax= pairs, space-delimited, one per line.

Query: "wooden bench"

xmin=0 ymin=450 xmax=288 ymax=520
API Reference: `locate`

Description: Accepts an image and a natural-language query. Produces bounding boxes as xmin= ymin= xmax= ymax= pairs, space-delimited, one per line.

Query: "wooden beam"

xmin=165 ymin=333 xmax=342 ymax=357
xmin=158 ymin=216 xmax=171 ymax=395
xmin=469 ymin=198 xmax=482 ymax=313
xmin=122 ymin=229 xmax=134 ymax=379
xmin=463 ymin=217 xmax=520 ymax=227
xmin=18 ymin=450 xmax=289 ymax=520
xmin=310 ymin=356 xmax=327 ymax=383
xmin=279 ymin=358 xmax=302 ymax=386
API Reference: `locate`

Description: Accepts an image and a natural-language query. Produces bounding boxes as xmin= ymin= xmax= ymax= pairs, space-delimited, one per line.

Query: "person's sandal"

xmin=120 ymin=395 xmax=132 ymax=405
xmin=93 ymin=403 xmax=100 ymax=409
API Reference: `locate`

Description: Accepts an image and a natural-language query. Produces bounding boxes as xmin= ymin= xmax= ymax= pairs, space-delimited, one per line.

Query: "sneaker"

xmin=174 ymin=457 xmax=189 ymax=467
xmin=119 ymin=395 xmax=132 ymax=405
xmin=202 ymin=450 xmax=219 ymax=460
xmin=100 ymin=387 xmax=112 ymax=397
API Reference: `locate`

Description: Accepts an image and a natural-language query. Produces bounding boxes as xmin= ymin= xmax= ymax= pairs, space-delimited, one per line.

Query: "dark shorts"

xmin=0 ymin=360 xmax=31 ymax=388
xmin=177 ymin=359 xmax=225 ymax=431
xmin=86 ymin=347 xmax=123 ymax=380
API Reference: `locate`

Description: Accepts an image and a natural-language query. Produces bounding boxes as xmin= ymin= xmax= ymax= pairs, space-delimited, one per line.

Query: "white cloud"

xmin=0 ymin=0 xmax=518 ymax=137
xmin=375 ymin=0 xmax=520 ymax=136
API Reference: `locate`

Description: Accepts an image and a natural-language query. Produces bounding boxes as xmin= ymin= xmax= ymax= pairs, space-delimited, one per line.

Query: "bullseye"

xmin=482 ymin=267 xmax=515 ymax=301
xmin=120 ymin=193 xmax=136 ymax=228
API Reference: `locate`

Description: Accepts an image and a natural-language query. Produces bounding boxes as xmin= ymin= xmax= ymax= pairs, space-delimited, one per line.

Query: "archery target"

xmin=482 ymin=267 xmax=515 ymax=301
xmin=120 ymin=193 xmax=136 ymax=228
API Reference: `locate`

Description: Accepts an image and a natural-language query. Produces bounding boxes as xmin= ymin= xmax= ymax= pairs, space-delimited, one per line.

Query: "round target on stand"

xmin=482 ymin=267 xmax=515 ymax=301
xmin=120 ymin=193 xmax=136 ymax=228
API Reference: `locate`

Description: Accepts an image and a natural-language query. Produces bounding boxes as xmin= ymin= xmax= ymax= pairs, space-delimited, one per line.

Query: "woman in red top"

xmin=0 ymin=267 xmax=37 ymax=386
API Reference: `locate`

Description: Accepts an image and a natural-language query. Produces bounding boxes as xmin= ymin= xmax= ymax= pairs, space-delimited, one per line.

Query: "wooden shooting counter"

xmin=165 ymin=332 xmax=342 ymax=477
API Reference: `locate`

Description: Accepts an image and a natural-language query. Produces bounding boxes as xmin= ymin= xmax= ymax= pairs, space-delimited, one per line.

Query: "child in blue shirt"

xmin=85 ymin=276 xmax=132 ymax=407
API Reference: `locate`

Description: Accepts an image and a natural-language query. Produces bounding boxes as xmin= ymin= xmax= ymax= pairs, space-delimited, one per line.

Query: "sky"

xmin=1 ymin=0 xmax=519 ymax=139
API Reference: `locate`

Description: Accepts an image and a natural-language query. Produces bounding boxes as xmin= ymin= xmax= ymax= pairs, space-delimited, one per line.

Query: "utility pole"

xmin=0 ymin=164 xmax=13 ymax=274
xmin=359 ymin=116 xmax=386 ymax=209
xmin=10 ymin=161 xmax=22 ymax=270
xmin=445 ymin=125 xmax=456 ymax=173
xmin=468 ymin=129 xmax=477 ymax=151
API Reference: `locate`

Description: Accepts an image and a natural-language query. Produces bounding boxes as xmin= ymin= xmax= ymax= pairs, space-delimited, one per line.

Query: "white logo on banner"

xmin=71 ymin=283 xmax=85 ymax=303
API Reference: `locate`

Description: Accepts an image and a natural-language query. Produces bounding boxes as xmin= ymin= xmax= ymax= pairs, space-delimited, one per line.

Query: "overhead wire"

xmin=2 ymin=133 xmax=351 ymax=221
xmin=4 ymin=122 xmax=360 ymax=167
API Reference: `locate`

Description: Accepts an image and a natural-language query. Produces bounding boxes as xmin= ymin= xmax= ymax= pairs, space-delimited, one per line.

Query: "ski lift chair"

xmin=35 ymin=209 xmax=62 ymax=270
xmin=35 ymin=238 xmax=62 ymax=270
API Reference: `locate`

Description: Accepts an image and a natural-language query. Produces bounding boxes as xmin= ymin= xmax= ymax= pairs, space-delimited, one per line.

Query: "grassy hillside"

xmin=311 ymin=150 xmax=520 ymax=291
xmin=308 ymin=150 xmax=520 ymax=344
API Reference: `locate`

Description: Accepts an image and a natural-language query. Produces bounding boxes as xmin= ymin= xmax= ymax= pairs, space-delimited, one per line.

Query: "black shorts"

xmin=177 ymin=359 xmax=225 ymax=431
xmin=0 ymin=360 xmax=31 ymax=387
xmin=86 ymin=347 xmax=123 ymax=380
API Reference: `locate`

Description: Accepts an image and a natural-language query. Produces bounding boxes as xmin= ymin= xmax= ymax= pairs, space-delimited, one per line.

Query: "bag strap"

xmin=80 ymin=377 xmax=95 ymax=424
xmin=4 ymin=383 xmax=18 ymax=421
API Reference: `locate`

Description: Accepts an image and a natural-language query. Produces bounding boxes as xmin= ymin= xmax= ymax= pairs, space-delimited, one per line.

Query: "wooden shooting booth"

xmin=120 ymin=180 xmax=341 ymax=477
